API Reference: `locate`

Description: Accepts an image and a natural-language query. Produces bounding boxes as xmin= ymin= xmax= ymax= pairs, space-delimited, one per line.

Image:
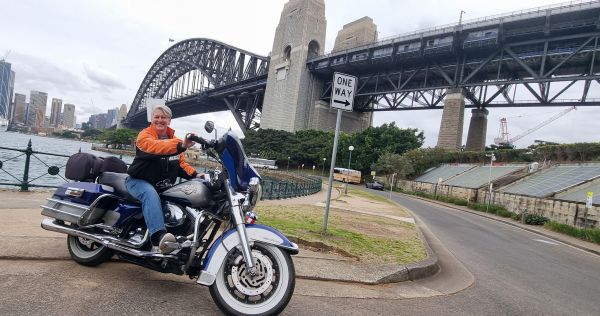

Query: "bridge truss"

xmin=123 ymin=38 xmax=268 ymax=129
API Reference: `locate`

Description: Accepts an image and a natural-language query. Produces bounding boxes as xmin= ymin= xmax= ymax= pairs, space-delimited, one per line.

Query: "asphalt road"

xmin=2 ymin=189 xmax=600 ymax=315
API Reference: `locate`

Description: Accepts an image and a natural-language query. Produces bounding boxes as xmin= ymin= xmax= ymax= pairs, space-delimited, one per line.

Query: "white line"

xmin=532 ymin=238 xmax=559 ymax=245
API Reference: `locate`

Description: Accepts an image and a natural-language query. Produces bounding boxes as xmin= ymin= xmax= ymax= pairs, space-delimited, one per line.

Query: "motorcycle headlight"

xmin=243 ymin=177 xmax=262 ymax=212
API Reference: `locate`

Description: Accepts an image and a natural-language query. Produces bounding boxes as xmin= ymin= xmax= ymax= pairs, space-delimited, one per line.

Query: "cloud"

xmin=83 ymin=64 xmax=126 ymax=90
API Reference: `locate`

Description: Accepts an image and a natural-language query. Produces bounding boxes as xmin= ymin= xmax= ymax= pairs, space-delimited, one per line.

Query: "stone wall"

xmin=397 ymin=179 xmax=599 ymax=228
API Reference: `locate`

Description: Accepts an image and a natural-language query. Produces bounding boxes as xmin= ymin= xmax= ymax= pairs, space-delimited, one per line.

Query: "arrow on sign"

xmin=333 ymin=99 xmax=350 ymax=106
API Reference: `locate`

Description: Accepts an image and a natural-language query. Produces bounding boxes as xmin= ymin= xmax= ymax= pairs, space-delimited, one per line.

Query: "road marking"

xmin=532 ymin=238 xmax=559 ymax=245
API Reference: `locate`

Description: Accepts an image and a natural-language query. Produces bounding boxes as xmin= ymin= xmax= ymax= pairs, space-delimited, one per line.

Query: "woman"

xmin=126 ymin=105 xmax=201 ymax=253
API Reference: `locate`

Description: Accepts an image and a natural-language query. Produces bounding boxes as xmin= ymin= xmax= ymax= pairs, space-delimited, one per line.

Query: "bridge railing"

xmin=312 ymin=0 xmax=599 ymax=60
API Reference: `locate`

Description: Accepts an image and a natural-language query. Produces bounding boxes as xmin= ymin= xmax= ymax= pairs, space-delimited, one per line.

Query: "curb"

xmin=399 ymin=193 xmax=600 ymax=257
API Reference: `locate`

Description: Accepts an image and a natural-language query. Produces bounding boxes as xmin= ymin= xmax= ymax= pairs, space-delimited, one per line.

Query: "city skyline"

xmin=1 ymin=0 xmax=598 ymax=146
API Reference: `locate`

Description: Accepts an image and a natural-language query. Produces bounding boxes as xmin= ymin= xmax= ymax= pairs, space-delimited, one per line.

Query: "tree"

xmin=371 ymin=152 xmax=414 ymax=185
xmin=102 ymin=128 xmax=138 ymax=149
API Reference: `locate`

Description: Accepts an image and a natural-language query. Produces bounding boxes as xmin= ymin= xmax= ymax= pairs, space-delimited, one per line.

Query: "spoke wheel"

xmin=209 ymin=244 xmax=295 ymax=316
xmin=67 ymin=235 xmax=113 ymax=266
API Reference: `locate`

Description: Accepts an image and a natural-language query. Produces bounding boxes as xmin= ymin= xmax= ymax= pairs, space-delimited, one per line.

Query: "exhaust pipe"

xmin=41 ymin=218 xmax=176 ymax=259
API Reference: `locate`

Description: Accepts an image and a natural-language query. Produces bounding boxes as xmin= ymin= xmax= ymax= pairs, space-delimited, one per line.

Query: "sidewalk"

xmin=0 ymin=188 xmax=441 ymax=286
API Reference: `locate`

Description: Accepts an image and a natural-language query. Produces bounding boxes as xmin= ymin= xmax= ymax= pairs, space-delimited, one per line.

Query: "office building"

xmin=107 ymin=108 xmax=118 ymax=127
xmin=50 ymin=98 xmax=62 ymax=127
xmin=30 ymin=90 xmax=48 ymax=130
xmin=12 ymin=93 xmax=26 ymax=124
xmin=63 ymin=103 xmax=75 ymax=128
xmin=0 ymin=61 xmax=15 ymax=120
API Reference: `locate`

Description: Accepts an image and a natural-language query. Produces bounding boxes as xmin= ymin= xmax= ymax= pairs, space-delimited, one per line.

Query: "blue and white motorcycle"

xmin=40 ymin=122 xmax=297 ymax=315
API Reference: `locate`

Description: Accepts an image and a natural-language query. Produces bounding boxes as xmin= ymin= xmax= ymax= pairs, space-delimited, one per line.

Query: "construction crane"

xmin=494 ymin=106 xmax=576 ymax=146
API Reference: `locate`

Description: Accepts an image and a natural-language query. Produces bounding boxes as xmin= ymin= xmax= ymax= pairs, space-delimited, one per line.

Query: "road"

xmin=2 ymin=189 xmax=600 ymax=315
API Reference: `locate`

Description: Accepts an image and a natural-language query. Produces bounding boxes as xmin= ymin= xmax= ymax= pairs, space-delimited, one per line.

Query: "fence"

xmin=0 ymin=139 xmax=70 ymax=191
xmin=261 ymin=176 xmax=322 ymax=200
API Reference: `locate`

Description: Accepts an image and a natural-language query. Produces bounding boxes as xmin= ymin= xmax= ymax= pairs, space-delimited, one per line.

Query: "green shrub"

xmin=511 ymin=213 xmax=522 ymax=221
xmin=524 ymin=214 xmax=549 ymax=225
xmin=453 ymin=199 xmax=469 ymax=206
xmin=495 ymin=209 xmax=515 ymax=218
xmin=545 ymin=221 xmax=600 ymax=244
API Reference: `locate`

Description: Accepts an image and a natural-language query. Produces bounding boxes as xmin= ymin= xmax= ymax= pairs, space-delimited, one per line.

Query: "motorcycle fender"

xmin=196 ymin=224 xmax=298 ymax=286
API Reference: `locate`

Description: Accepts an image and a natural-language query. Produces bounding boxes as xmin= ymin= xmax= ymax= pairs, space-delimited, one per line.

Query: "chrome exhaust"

xmin=41 ymin=218 xmax=176 ymax=260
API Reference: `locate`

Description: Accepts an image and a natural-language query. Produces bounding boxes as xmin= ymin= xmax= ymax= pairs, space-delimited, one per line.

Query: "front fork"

xmin=225 ymin=180 xmax=257 ymax=275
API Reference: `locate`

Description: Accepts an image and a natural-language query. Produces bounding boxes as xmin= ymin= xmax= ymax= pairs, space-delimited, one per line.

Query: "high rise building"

xmin=117 ymin=104 xmax=127 ymax=128
xmin=0 ymin=61 xmax=15 ymax=120
xmin=25 ymin=102 xmax=35 ymax=127
xmin=30 ymin=90 xmax=48 ymax=130
xmin=13 ymin=93 xmax=26 ymax=125
xmin=50 ymin=98 xmax=62 ymax=127
xmin=63 ymin=103 xmax=75 ymax=128
xmin=97 ymin=113 xmax=107 ymax=129
xmin=107 ymin=108 xmax=118 ymax=127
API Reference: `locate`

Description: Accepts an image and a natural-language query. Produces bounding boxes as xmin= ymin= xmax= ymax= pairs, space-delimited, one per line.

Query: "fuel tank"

xmin=160 ymin=180 xmax=212 ymax=208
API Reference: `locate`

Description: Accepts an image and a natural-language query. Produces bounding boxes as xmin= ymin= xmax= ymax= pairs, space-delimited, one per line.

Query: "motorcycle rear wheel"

xmin=67 ymin=235 xmax=114 ymax=267
xmin=209 ymin=243 xmax=295 ymax=316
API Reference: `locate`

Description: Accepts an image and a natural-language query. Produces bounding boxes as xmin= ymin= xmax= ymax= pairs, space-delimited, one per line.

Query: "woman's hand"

xmin=183 ymin=133 xmax=197 ymax=148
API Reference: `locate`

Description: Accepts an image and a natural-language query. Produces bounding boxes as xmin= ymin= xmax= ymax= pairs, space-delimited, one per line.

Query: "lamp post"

xmin=486 ymin=153 xmax=496 ymax=212
xmin=459 ymin=10 xmax=466 ymax=26
xmin=389 ymin=172 xmax=397 ymax=200
xmin=344 ymin=145 xmax=354 ymax=195
xmin=312 ymin=165 xmax=315 ymax=175
xmin=287 ymin=156 xmax=290 ymax=172
xmin=322 ymin=158 xmax=326 ymax=177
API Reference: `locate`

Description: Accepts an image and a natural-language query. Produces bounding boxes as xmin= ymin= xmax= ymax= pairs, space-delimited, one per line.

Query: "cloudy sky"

xmin=2 ymin=0 xmax=598 ymax=147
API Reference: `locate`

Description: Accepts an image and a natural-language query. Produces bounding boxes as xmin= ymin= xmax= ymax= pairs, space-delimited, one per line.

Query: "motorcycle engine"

xmin=162 ymin=202 xmax=187 ymax=228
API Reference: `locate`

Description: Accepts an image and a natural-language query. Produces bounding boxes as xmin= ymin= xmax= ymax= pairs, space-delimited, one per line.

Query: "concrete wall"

xmin=436 ymin=88 xmax=465 ymax=149
xmin=397 ymin=180 xmax=599 ymax=228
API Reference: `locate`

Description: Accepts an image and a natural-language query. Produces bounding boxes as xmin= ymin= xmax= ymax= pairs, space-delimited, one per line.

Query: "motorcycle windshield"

xmin=221 ymin=132 xmax=260 ymax=191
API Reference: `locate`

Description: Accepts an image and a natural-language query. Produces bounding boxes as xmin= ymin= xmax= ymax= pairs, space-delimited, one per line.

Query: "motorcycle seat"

xmin=98 ymin=172 xmax=139 ymax=203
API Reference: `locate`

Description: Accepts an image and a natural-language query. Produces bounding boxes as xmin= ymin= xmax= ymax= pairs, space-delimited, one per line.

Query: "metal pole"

xmin=20 ymin=139 xmax=32 ymax=192
xmin=344 ymin=149 xmax=352 ymax=195
xmin=323 ymin=109 xmax=342 ymax=233
xmin=321 ymin=158 xmax=326 ymax=177
xmin=486 ymin=154 xmax=494 ymax=212
xmin=389 ymin=173 xmax=396 ymax=200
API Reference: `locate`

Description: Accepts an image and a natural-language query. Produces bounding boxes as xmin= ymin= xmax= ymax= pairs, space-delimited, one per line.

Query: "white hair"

xmin=152 ymin=105 xmax=172 ymax=118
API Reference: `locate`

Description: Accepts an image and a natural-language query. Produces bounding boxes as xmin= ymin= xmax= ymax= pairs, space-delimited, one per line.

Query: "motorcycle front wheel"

xmin=67 ymin=235 xmax=113 ymax=267
xmin=209 ymin=243 xmax=295 ymax=316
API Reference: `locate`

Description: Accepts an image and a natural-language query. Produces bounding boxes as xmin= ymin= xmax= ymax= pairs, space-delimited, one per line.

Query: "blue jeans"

xmin=125 ymin=177 xmax=165 ymax=240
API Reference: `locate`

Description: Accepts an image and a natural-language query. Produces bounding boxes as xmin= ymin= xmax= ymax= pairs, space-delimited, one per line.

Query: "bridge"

xmin=123 ymin=0 xmax=600 ymax=150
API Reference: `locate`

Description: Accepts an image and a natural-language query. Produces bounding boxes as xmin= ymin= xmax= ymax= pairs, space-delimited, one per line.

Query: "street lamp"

xmin=486 ymin=153 xmax=496 ymax=212
xmin=287 ymin=156 xmax=290 ymax=172
xmin=344 ymin=145 xmax=354 ymax=195
xmin=322 ymin=158 xmax=326 ymax=177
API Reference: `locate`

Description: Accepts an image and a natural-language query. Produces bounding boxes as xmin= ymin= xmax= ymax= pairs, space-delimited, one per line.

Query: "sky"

xmin=1 ymin=0 xmax=598 ymax=147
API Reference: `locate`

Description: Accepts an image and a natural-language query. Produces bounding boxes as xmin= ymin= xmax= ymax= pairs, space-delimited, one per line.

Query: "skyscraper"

xmin=13 ymin=93 xmax=26 ymax=124
xmin=0 ymin=61 xmax=15 ymax=120
xmin=50 ymin=98 xmax=62 ymax=127
xmin=107 ymin=108 xmax=118 ymax=127
xmin=30 ymin=90 xmax=48 ymax=130
xmin=63 ymin=103 xmax=75 ymax=128
xmin=117 ymin=104 xmax=128 ymax=128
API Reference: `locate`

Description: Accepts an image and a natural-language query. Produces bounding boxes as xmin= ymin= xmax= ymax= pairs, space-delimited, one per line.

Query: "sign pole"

xmin=323 ymin=109 xmax=342 ymax=233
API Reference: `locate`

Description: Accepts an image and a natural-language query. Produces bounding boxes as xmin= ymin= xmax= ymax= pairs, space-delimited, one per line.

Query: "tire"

xmin=67 ymin=235 xmax=114 ymax=267
xmin=209 ymin=243 xmax=295 ymax=316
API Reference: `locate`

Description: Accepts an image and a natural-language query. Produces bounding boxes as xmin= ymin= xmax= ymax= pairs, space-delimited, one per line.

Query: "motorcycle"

xmin=40 ymin=121 xmax=298 ymax=315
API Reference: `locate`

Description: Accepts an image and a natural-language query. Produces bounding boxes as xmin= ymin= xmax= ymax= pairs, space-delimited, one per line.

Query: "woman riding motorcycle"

xmin=125 ymin=104 xmax=202 ymax=253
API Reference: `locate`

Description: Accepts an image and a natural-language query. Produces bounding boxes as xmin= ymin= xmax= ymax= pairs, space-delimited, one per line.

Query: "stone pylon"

xmin=260 ymin=0 xmax=327 ymax=132
xmin=436 ymin=88 xmax=465 ymax=150
xmin=465 ymin=108 xmax=489 ymax=151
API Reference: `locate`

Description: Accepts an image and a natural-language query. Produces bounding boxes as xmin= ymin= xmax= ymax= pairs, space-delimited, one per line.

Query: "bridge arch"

xmin=125 ymin=38 xmax=269 ymax=128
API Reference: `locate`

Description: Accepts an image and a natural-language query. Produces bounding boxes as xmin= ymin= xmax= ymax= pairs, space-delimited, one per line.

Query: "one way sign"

xmin=330 ymin=72 xmax=357 ymax=112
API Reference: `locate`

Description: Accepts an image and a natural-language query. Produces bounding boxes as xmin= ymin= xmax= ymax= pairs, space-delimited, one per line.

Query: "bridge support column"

xmin=437 ymin=88 xmax=465 ymax=150
xmin=465 ymin=108 xmax=489 ymax=151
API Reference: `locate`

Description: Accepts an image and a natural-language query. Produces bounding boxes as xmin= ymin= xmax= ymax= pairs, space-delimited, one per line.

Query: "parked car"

xmin=366 ymin=181 xmax=384 ymax=190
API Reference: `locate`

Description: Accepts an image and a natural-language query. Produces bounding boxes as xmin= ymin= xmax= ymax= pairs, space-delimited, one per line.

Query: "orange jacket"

xmin=127 ymin=124 xmax=197 ymax=187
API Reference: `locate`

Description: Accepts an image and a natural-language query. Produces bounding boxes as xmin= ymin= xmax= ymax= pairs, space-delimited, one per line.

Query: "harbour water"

xmin=0 ymin=131 xmax=133 ymax=189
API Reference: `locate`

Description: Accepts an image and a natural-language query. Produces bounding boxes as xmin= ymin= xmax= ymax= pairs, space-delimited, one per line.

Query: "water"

xmin=0 ymin=131 xmax=133 ymax=189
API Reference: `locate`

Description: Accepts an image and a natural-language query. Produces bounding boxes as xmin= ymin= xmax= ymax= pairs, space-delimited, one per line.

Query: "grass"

xmin=256 ymin=204 xmax=427 ymax=264
xmin=545 ymin=221 xmax=600 ymax=244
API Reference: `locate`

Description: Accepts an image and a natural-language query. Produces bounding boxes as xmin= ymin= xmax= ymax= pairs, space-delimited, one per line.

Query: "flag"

xmin=168 ymin=38 xmax=175 ymax=43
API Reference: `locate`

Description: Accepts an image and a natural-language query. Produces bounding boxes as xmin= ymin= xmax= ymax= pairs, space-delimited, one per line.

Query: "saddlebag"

xmin=65 ymin=153 xmax=128 ymax=181
xmin=41 ymin=182 xmax=119 ymax=227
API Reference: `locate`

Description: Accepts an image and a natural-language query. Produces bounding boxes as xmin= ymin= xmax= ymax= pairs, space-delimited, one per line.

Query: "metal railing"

xmin=261 ymin=176 xmax=322 ymax=200
xmin=0 ymin=139 xmax=71 ymax=191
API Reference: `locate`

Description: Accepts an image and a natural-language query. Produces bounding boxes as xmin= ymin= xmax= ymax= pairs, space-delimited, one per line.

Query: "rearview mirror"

xmin=204 ymin=121 xmax=215 ymax=134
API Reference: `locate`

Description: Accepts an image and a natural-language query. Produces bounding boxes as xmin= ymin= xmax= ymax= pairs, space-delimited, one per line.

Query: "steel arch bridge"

xmin=122 ymin=38 xmax=269 ymax=130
